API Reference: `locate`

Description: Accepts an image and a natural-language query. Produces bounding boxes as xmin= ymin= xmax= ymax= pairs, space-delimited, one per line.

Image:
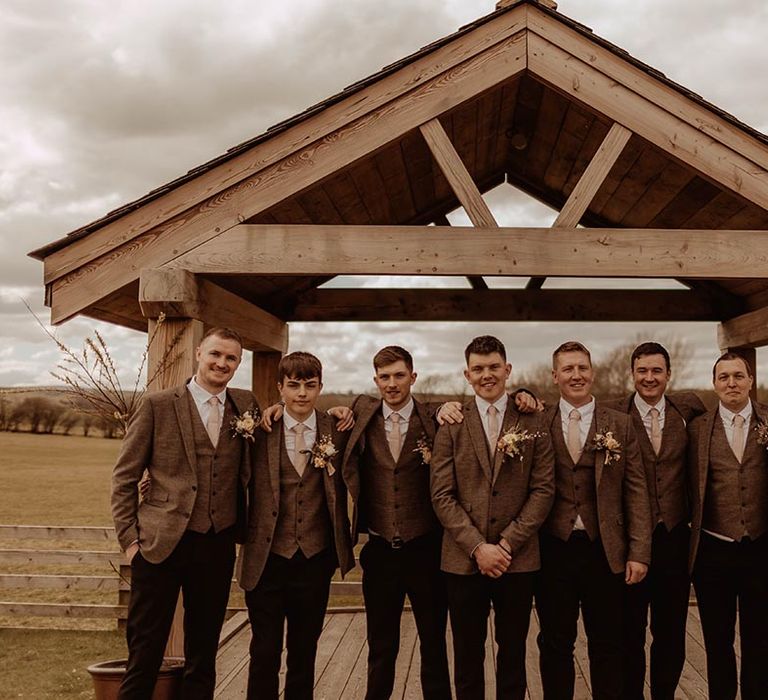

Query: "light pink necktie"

xmin=567 ymin=409 xmax=582 ymax=463
xmin=732 ymin=414 xmax=746 ymax=463
xmin=206 ymin=396 xmax=221 ymax=448
xmin=293 ymin=423 xmax=308 ymax=476
xmin=388 ymin=413 xmax=402 ymax=461
xmin=487 ymin=405 xmax=500 ymax=454
xmin=649 ymin=407 xmax=662 ymax=455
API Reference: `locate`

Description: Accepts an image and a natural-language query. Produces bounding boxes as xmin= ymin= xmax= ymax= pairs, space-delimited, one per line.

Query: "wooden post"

xmin=252 ymin=351 xmax=284 ymax=410
xmin=145 ymin=316 xmax=203 ymax=657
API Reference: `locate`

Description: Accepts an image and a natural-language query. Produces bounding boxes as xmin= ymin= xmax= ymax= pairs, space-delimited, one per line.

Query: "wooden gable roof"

xmin=30 ymin=0 xmax=768 ymax=339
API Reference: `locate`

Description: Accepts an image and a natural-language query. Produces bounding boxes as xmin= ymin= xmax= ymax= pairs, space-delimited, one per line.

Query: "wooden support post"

xmin=252 ymin=351 xmax=284 ymax=410
xmin=527 ymin=122 xmax=632 ymax=289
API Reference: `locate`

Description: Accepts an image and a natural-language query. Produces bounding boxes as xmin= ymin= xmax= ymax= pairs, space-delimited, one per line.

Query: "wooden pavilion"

xmin=29 ymin=0 xmax=768 ymax=402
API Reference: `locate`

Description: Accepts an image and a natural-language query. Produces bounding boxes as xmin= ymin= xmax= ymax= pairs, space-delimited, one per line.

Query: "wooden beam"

xmin=527 ymin=31 xmax=768 ymax=212
xmin=288 ymin=288 xmax=734 ymax=322
xmin=252 ymin=352 xmax=283 ymax=410
xmin=47 ymin=31 xmax=527 ymax=324
xmin=527 ymin=121 xmax=632 ymax=289
xmin=420 ymin=119 xmax=497 ymax=228
xmin=718 ymin=307 xmax=768 ymax=350
xmin=139 ymin=269 xmax=288 ymax=353
xmin=165 ymin=225 xmax=768 ymax=279
xmin=37 ymin=7 xmax=529 ymax=283
xmin=420 ymin=119 xmax=491 ymax=290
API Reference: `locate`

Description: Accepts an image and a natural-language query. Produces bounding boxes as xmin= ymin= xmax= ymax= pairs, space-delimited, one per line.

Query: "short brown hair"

xmin=552 ymin=341 xmax=591 ymax=369
xmin=373 ymin=346 xmax=413 ymax=372
xmin=712 ymin=351 xmax=752 ymax=380
xmin=201 ymin=327 xmax=243 ymax=347
xmin=464 ymin=336 xmax=507 ymax=363
xmin=631 ymin=342 xmax=670 ymax=371
xmin=278 ymin=352 xmax=323 ymax=383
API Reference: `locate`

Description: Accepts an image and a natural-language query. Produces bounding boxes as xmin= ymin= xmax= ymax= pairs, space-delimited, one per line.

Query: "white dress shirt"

xmin=634 ymin=393 xmax=666 ymax=439
xmin=475 ymin=392 xmax=509 ymax=447
xmin=283 ymin=409 xmax=318 ymax=465
xmin=187 ymin=376 xmax=226 ymax=425
xmin=382 ymin=397 xmax=414 ymax=455
xmin=559 ymin=396 xmax=595 ymax=531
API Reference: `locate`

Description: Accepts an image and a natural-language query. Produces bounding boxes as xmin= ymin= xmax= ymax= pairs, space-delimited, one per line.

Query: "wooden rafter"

xmin=287 ymin=288 xmax=737 ymax=323
xmin=527 ymin=121 xmax=632 ymax=289
xmin=164 ymin=224 xmax=768 ymax=279
xmin=420 ymin=118 xmax=491 ymax=290
xmin=718 ymin=306 xmax=768 ymax=350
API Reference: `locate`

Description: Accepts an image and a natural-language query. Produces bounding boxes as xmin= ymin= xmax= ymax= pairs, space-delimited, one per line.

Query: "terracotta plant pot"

xmin=87 ymin=658 xmax=184 ymax=700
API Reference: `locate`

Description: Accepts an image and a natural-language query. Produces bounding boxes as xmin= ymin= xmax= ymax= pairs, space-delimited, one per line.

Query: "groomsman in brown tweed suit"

xmin=605 ymin=342 xmax=705 ymax=700
xmin=238 ymin=352 xmax=354 ymax=700
xmin=341 ymin=346 xmax=452 ymax=700
xmin=687 ymin=352 xmax=768 ymax=700
xmin=431 ymin=335 xmax=555 ymax=700
xmin=536 ymin=341 xmax=651 ymax=700
xmin=112 ymin=327 xmax=257 ymax=700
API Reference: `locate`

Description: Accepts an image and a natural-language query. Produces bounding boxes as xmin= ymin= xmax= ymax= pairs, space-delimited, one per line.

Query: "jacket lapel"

xmin=173 ymin=384 xmax=198 ymax=477
xmin=592 ymin=406 xmax=607 ymax=489
xmin=316 ymin=411 xmax=337 ymax=512
xmin=698 ymin=411 xmax=717 ymax=504
xmin=267 ymin=418 xmax=282 ymax=506
xmin=491 ymin=401 xmax=518 ymax=485
xmin=659 ymin=397 xmax=685 ymax=459
xmin=342 ymin=397 xmax=381 ymax=467
xmin=465 ymin=399 xmax=492 ymax=482
xmin=413 ymin=399 xmax=436 ymax=442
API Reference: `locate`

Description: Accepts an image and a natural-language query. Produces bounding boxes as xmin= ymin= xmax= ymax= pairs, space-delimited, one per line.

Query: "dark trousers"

xmin=445 ymin=569 xmax=534 ymax=700
xmin=692 ymin=532 xmax=768 ymax=700
xmin=118 ymin=527 xmax=237 ymax=700
xmin=245 ymin=549 xmax=335 ymax=700
xmin=622 ymin=522 xmax=691 ymax=700
xmin=536 ymin=532 xmax=624 ymax=700
xmin=360 ymin=532 xmax=451 ymax=700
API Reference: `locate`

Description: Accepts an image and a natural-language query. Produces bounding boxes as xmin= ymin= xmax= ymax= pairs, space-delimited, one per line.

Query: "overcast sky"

xmin=2 ymin=0 xmax=767 ymax=394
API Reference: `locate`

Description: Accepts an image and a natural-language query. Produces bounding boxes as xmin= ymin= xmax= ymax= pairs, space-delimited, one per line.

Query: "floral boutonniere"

xmin=413 ymin=434 xmax=432 ymax=466
xmin=754 ymin=420 xmax=768 ymax=449
xmin=302 ymin=434 xmax=338 ymax=476
xmin=496 ymin=424 xmax=543 ymax=462
xmin=593 ymin=430 xmax=622 ymax=465
xmin=230 ymin=407 xmax=261 ymax=442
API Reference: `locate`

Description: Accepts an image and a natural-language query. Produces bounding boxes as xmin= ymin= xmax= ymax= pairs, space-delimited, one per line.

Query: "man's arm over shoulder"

xmin=111 ymin=395 xmax=155 ymax=552
xmin=430 ymin=423 xmax=485 ymax=557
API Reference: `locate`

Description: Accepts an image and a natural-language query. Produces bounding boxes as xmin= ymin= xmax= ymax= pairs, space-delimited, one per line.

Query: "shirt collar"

xmin=559 ymin=396 xmax=595 ymax=422
xmin=475 ymin=392 xmax=508 ymax=416
xmin=284 ymin=408 xmax=318 ymax=432
xmin=634 ymin=392 xmax=665 ymax=418
xmin=382 ymin=397 xmax=414 ymax=421
xmin=718 ymin=401 xmax=752 ymax=425
xmin=188 ymin=375 xmax=227 ymax=404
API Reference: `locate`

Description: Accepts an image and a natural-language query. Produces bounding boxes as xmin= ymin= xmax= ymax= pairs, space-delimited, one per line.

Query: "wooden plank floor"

xmin=215 ymin=608 xmax=732 ymax=699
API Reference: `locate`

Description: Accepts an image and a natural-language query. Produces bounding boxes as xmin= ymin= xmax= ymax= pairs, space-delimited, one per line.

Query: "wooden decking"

xmin=214 ymin=607 xmax=725 ymax=699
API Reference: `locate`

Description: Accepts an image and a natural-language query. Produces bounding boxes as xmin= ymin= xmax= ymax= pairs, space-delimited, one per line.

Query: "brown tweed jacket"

xmin=604 ymin=392 xmax=706 ymax=530
xmin=111 ymin=382 xmax=257 ymax=564
xmin=341 ymin=394 xmax=439 ymax=543
xmin=687 ymin=400 xmax=768 ymax=573
xmin=237 ymin=410 xmax=354 ymax=591
xmin=542 ymin=402 xmax=652 ymax=573
xmin=430 ymin=397 xmax=555 ymax=575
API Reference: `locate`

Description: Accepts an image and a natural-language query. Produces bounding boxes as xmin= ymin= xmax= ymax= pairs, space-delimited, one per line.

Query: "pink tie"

xmin=649 ymin=407 xmax=662 ymax=455
xmin=206 ymin=396 xmax=221 ymax=448
xmin=388 ymin=412 xmax=402 ymax=461
xmin=732 ymin=415 xmax=746 ymax=463
xmin=293 ymin=423 xmax=308 ymax=476
xmin=567 ymin=409 xmax=582 ymax=463
xmin=487 ymin=405 xmax=500 ymax=454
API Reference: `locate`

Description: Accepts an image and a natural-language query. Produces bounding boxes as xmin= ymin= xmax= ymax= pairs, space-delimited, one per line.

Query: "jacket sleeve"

xmin=430 ymin=423 xmax=485 ymax=558
xmin=500 ymin=416 xmax=555 ymax=550
xmin=111 ymin=395 xmax=154 ymax=551
xmin=622 ymin=420 xmax=653 ymax=565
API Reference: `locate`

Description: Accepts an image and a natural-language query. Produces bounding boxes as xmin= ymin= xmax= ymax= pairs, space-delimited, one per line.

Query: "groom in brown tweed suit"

xmin=687 ymin=352 xmax=768 ymax=700
xmin=112 ymin=327 xmax=257 ymax=699
xmin=431 ymin=335 xmax=555 ymax=700
xmin=536 ymin=341 xmax=651 ymax=700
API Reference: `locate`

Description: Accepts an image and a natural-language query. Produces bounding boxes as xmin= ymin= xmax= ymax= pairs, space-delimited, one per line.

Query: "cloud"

xmin=2 ymin=0 xmax=766 ymax=392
